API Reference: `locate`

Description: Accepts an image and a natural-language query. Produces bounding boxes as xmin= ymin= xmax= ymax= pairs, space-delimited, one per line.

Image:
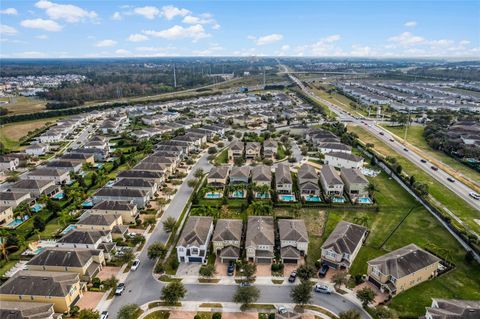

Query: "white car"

xmin=469 ymin=192 xmax=480 ymax=200
xmin=131 ymin=259 xmax=140 ymax=271
xmin=277 ymin=306 xmax=287 ymax=314
xmin=314 ymin=283 xmax=332 ymax=294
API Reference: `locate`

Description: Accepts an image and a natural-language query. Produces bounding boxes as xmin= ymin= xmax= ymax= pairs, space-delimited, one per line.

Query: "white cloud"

xmin=133 ymin=6 xmax=160 ymax=19
xmin=128 ymin=34 xmax=148 ymax=42
xmin=182 ymin=13 xmax=217 ymax=27
xmin=143 ymin=24 xmax=209 ymax=41
xmin=115 ymin=49 xmax=131 ymax=56
xmin=95 ymin=39 xmax=117 ymax=47
xmin=0 ymin=8 xmax=18 ymax=15
xmin=295 ymin=34 xmax=343 ymax=56
xmin=192 ymin=45 xmax=223 ymax=56
xmin=388 ymin=32 xmax=425 ymax=46
xmin=161 ymin=5 xmax=190 ymax=20
xmin=35 ymin=0 xmax=97 ymax=23
xmin=36 ymin=34 xmax=49 ymax=40
xmin=404 ymin=21 xmax=417 ymax=28
xmin=350 ymin=44 xmax=376 ymax=57
xmin=249 ymin=33 xmax=283 ymax=46
xmin=21 ymin=18 xmax=62 ymax=32
xmin=0 ymin=24 xmax=18 ymax=35
xmin=111 ymin=12 xmax=122 ymax=20
xmin=17 ymin=51 xmax=48 ymax=58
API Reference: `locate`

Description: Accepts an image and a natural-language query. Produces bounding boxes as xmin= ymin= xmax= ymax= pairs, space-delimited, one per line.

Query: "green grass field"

xmin=381 ymin=124 xmax=480 ymax=185
xmin=349 ymin=125 xmax=480 ymax=234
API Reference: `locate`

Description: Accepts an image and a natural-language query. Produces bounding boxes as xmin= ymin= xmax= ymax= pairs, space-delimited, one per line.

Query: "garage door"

xmin=256 ymin=258 xmax=272 ymax=264
xmin=188 ymin=257 xmax=203 ymax=263
xmin=221 ymin=257 xmax=236 ymax=263
xmin=283 ymin=258 xmax=298 ymax=264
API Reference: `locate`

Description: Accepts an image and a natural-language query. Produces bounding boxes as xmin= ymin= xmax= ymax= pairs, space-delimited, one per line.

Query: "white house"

xmin=177 ymin=216 xmax=213 ymax=263
xmin=25 ymin=144 xmax=49 ymax=156
xmin=324 ymin=152 xmax=364 ymax=169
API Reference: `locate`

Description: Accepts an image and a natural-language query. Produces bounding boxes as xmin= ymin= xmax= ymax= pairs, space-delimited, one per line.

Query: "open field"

xmin=320 ymin=170 xmax=480 ymax=317
xmin=0 ymin=117 xmax=59 ymax=150
xmin=308 ymin=84 xmax=369 ymax=117
xmin=349 ymin=125 xmax=480 ymax=234
xmin=381 ymin=124 xmax=480 ymax=185
xmin=0 ymin=96 xmax=47 ymax=115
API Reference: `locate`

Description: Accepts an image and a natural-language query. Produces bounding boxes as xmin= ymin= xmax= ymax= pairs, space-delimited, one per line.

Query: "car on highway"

xmin=314 ymin=283 xmax=332 ymax=294
xmin=403 ymin=148 xmax=408 ymax=152
xmin=318 ymin=263 xmax=329 ymax=278
xmin=227 ymin=261 xmax=235 ymax=276
xmin=379 ymin=132 xmax=384 ymax=135
xmin=447 ymin=177 xmax=455 ymax=183
xmin=115 ymin=283 xmax=125 ymax=295
xmin=420 ymin=159 xmax=427 ymax=163
xmin=389 ymin=139 xmax=395 ymax=142
xmin=100 ymin=311 xmax=109 ymax=319
xmin=288 ymin=271 xmax=297 ymax=283
xmin=469 ymin=192 xmax=480 ymax=200
xmin=431 ymin=166 xmax=439 ymax=171
xmin=131 ymin=259 xmax=140 ymax=271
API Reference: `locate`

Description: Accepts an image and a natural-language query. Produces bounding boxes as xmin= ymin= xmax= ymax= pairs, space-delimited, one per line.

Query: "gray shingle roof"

xmin=208 ymin=166 xmax=230 ymax=179
xmin=246 ymin=216 xmax=274 ymax=247
xmin=26 ymin=248 xmax=101 ymax=268
xmin=0 ymin=301 xmax=54 ymax=319
xmin=278 ymin=219 xmax=309 ymax=243
xmin=0 ymin=271 xmax=79 ymax=297
xmin=213 ymin=219 xmax=243 ymax=242
xmin=426 ymin=299 xmax=480 ymax=319
xmin=326 ymin=151 xmax=363 ymax=163
xmin=251 ymin=165 xmax=272 ymax=182
xmin=57 ymin=230 xmax=107 ymax=245
xmin=77 ymin=214 xmax=118 ymax=226
xmin=229 ymin=140 xmax=244 ymax=151
xmin=340 ymin=168 xmax=369 ymax=184
xmin=275 ymin=164 xmax=292 ymax=184
xmin=92 ymin=201 xmax=136 ymax=211
xmin=230 ymin=166 xmax=251 ymax=179
xmin=178 ymin=216 xmax=213 ymax=247
xmin=322 ymin=221 xmax=367 ymax=255
xmin=320 ymin=165 xmax=343 ymax=185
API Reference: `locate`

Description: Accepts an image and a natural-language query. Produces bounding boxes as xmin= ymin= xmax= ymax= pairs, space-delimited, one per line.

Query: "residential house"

xmin=0 ymin=271 xmax=83 ymax=313
xmin=340 ymin=168 xmax=369 ymax=201
xmin=422 ymin=299 xmax=480 ymax=319
xmin=319 ymin=165 xmax=344 ymax=197
xmin=245 ymin=142 xmax=261 ymax=160
xmin=263 ymin=139 xmax=278 ymax=159
xmin=297 ymin=164 xmax=320 ymax=196
xmin=228 ymin=140 xmax=244 ymax=161
xmin=76 ymin=214 xmax=127 ymax=239
xmin=212 ymin=219 xmax=243 ymax=263
xmin=207 ymin=166 xmax=230 ymax=188
xmin=45 ymin=161 xmax=82 ymax=173
xmin=324 ymin=152 xmax=364 ymax=169
xmin=116 ymin=170 xmax=164 ymax=185
xmin=251 ymin=165 xmax=272 ymax=187
xmin=229 ymin=166 xmax=251 ymax=185
xmin=0 ymin=301 xmax=56 ymax=319
xmin=56 ymin=230 xmax=115 ymax=260
xmin=321 ymin=221 xmax=368 ymax=269
xmin=318 ymin=142 xmax=352 ymax=154
xmin=278 ymin=219 xmax=309 ymax=264
xmin=59 ymin=153 xmax=95 ymax=165
xmin=22 ymin=168 xmax=71 ymax=185
xmin=92 ymin=188 xmax=150 ymax=208
xmin=0 ymin=191 xmax=31 ymax=208
xmin=10 ymin=180 xmax=57 ymax=198
xmin=0 ymin=156 xmax=18 ymax=172
xmin=25 ymin=144 xmax=50 ymax=156
xmin=176 ymin=216 xmax=214 ymax=263
xmin=0 ymin=206 xmax=14 ymax=227
xmin=367 ymin=244 xmax=441 ymax=295
xmin=26 ymin=248 xmax=106 ymax=282
xmin=245 ymin=216 xmax=275 ymax=263
xmin=275 ymin=164 xmax=293 ymax=194
xmin=90 ymin=201 xmax=138 ymax=224
xmin=111 ymin=178 xmax=158 ymax=196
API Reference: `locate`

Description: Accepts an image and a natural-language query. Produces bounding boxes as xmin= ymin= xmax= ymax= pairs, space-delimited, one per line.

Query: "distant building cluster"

xmin=0 ymin=74 xmax=86 ymax=97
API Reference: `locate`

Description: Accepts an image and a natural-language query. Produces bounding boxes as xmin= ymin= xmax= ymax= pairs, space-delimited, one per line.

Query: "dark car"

xmin=319 ymin=264 xmax=329 ymax=278
xmin=389 ymin=139 xmax=395 ymax=142
xmin=403 ymin=148 xmax=408 ymax=152
xmin=379 ymin=132 xmax=384 ymax=135
xmin=447 ymin=177 xmax=455 ymax=183
xmin=420 ymin=159 xmax=427 ymax=163
xmin=431 ymin=166 xmax=439 ymax=171
xmin=227 ymin=261 xmax=235 ymax=276
xmin=288 ymin=271 xmax=297 ymax=283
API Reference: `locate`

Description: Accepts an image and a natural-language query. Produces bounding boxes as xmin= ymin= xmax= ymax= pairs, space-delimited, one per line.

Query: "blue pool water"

xmin=95 ymin=163 xmax=103 ymax=169
xmin=106 ymin=180 xmax=115 ymax=187
xmin=255 ymin=193 xmax=271 ymax=199
xmin=6 ymin=218 xmax=24 ymax=228
xmin=304 ymin=195 xmax=321 ymax=202
xmin=30 ymin=203 xmax=44 ymax=213
xmin=205 ymin=192 xmax=222 ymax=199
xmin=81 ymin=199 xmax=94 ymax=208
xmin=357 ymin=197 xmax=373 ymax=204
xmin=33 ymin=247 xmax=45 ymax=254
xmin=231 ymin=190 xmax=245 ymax=198
xmin=332 ymin=196 xmax=345 ymax=203
xmin=52 ymin=192 xmax=65 ymax=200
xmin=61 ymin=224 xmax=77 ymax=235
xmin=279 ymin=194 xmax=296 ymax=202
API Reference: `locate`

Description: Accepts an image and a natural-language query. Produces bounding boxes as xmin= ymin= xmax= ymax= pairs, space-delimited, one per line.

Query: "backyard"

xmin=0 ymin=118 xmax=59 ymax=150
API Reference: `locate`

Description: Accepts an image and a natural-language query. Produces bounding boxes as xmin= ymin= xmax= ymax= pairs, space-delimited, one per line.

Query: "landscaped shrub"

xmin=212 ymin=313 xmax=221 ymax=319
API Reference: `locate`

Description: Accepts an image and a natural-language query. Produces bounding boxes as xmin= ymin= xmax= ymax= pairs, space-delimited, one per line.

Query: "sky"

xmin=0 ymin=0 xmax=479 ymax=59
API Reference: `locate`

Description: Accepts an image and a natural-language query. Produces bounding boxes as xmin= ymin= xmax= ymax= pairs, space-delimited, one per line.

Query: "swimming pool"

xmin=332 ymin=196 xmax=345 ymax=203
xmin=5 ymin=218 xmax=24 ymax=228
xmin=204 ymin=192 xmax=223 ymax=199
xmin=255 ymin=192 xmax=271 ymax=199
xmin=95 ymin=163 xmax=103 ymax=169
xmin=61 ymin=224 xmax=77 ymax=235
xmin=230 ymin=190 xmax=245 ymax=198
xmin=81 ymin=199 xmax=94 ymax=208
xmin=304 ymin=195 xmax=321 ymax=202
xmin=51 ymin=192 xmax=65 ymax=200
xmin=30 ymin=203 xmax=44 ymax=213
xmin=106 ymin=180 xmax=115 ymax=187
xmin=279 ymin=194 xmax=296 ymax=202
xmin=357 ymin=197 xmax=372 ymax=204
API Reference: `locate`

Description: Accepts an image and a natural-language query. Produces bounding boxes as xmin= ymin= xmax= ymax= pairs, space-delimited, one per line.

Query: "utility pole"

xmin=173 ymin=64 xmax=177 ymax=88
xmin=263 ymin=67 xmax=266 ymax=88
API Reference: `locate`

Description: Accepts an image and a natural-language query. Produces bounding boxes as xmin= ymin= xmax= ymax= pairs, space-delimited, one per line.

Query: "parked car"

xmin=447 ymin=177 xmax=455 ymax=183
xmin=100 ymin=311 xmax=109 ymax=319
xmin=288 ymin=271 xmax=297 ymax=283
xmin=227 ymin=261 xmax=235 ymax=276
xmin=469 ymin=192 xmax=480 ymax=200
xmin=314 ymin=283 xmax=332 ymax=294
xmin=420 ymin=159 xmax=427 ymax=163
xmin=239 ymin=281 xmax=251 ymax=287
xmin=115 ymin=283 xmax=125 ymax=295
xmin=278 ymin=306 xmax=288 ymax=314
xmin=318 ymin=264 xmax=329 ymax=278
xmin=431 ymin=166 xmax=439 ymax=171
xmin=131 ymin=259 xmax=140 ymax=271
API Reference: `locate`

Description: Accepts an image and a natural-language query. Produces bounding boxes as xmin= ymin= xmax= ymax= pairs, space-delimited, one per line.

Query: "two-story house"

xmin=1 ymin=301 xmax=56 ymax=319
xmin=22 ymin=168 xmax=71 ymax=185
xmin=228 ymin=140 xmax=244 ymax=161
xmin=324 ymin=152 xmax=364 ymax=169
xmin=245 ymin=142 xmax=261 ymax=160
xmin=245 ymin=216 xmax=275 ymax=263
xmin=340 ymin=168 xmax=369 ymax=202
xmin=177 ymin=216 xmax=214 ymax=263
xmin=319 ymin=165 xmax=344 ymax=197
xmin=212 ymin=219 xmax=243 ymax=263
xmin=0 ymin=191 xmax=31 ymax=208
xmin=90 ymin=201 xmax=138 ymax=224
xmin=207 ymin=166 xmax=231 ymax=188
xmin=229 ymin=166 xmax=251 ymax=185
xmin=92 ymin=188 xmax=150 ymax=209
xmin=278 ymin=219 xmax=309 ymax=264
xmin=367 ymin=244 xmax=441 ymax=296
xmin=297 ymin=164 xmax=320 ymax=197
xmin=275 ymin=164 xmax=293 ymax=194
xmin=321 ymin=221 xmax=368 ymax=270
xmin=422 ymin=299 xmax=480 ymax=319
xmin=263 ymin=139 xmax=278 ymax=159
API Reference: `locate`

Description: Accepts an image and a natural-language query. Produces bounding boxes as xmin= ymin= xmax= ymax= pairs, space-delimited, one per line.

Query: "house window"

xmin=178 ymin=247 xmax=184 ymax=252
xmin=191 ymin=248 xmax=199 ymax=255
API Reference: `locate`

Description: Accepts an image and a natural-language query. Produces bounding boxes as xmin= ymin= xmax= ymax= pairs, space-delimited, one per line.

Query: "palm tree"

xmin=367 ymin=182 xmax=377 ymax=197
xmin=0 ymin=237 xmax=17 ymax=261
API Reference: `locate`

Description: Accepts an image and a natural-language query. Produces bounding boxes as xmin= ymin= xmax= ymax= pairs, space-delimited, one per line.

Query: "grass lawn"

xmin=0 ymin=118 xmax=59 ymax=150
xmin=348 ymin=125 xmax=480 ymax=234
xmin=309 ymin=84 xmax=370 ymax=117
xmin=144 ymin=311 xmax=170 ymax=319
xmin=35 ymin=217 xmax=63 ymax=239
xmin=0 ymin=96 xmax=47 ymax=115
xmin=380 ymin=124 xmax=480 ymax=185
xmin=214 ymin=149 xmax=228 ymax=165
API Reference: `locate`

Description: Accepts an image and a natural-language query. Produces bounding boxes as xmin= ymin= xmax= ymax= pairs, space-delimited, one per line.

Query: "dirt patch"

xmin=76 ymin=291 xmax=104 ymax=310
